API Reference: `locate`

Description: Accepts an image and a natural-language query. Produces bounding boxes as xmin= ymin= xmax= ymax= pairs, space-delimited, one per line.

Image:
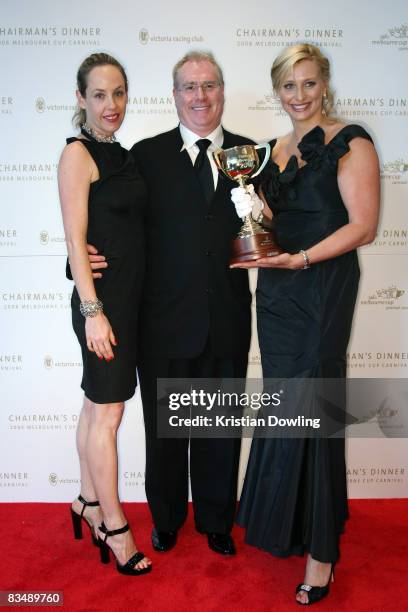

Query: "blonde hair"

xmin=172 ymin=50 xmax=224 ymax=88
xmin=271 ymin=44 xmax=335 ymax=117
xmin=72 ymin=52 xmax=128 ymax=128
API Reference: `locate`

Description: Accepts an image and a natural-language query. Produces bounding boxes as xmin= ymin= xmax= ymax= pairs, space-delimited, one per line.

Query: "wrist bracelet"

xmin=79 ymin=299 xmax=103 ymax=318
xmin=299 ymin=249 xmax=310 ymax=270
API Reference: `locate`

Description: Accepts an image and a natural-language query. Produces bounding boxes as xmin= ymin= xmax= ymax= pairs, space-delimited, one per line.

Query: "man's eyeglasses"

xmin=176 ymin=81 xmax=221 ymax=94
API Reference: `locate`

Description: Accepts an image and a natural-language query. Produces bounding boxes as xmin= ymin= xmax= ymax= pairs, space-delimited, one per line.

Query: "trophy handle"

xmin=251 ymin=143 xmax=271 ymax=178
xmin=213 ymin=148 xmax=224 ymax=172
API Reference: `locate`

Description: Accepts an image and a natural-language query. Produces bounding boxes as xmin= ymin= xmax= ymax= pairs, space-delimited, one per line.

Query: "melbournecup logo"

xmin=371 ymin=23 xmax=408 ymax=50
xmin=382 ymin=159 xmax=408 ymax=174
xmin=360 ymin=285 xmax=405 ymax=307
xmin=380 ymin=159 xmax=408 ymax=185
xmin=369 ymin=286 xmax=404 ymax=300
xmin=247 ymin=93 xmax=285 ymax=117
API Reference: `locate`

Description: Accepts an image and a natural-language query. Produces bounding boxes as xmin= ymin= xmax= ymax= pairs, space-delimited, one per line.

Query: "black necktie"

xmin=194 ymin=139 xmax=214 ymax=204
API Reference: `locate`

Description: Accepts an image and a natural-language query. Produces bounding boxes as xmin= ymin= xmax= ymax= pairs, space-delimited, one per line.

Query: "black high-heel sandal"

xmin=70 ymin=494 xmax=100 ymax=547
xmin=98 ymin=521 xmax=152 ymax=576
xmin=295 ymin=565 xmax=334 ymax=605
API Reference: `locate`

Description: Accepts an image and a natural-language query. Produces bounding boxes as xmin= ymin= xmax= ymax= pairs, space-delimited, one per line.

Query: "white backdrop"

xmin=1 ymin=0 xmax=407 ymax=502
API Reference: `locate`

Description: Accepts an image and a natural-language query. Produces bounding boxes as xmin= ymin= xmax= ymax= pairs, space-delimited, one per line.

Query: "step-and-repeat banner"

xmin=1 ymin=0 xmax=407 ymax=501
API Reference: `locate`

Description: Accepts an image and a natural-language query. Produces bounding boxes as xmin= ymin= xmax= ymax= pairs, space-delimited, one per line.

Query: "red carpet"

xmin=1 ymin=500 xmax=407 ymax=611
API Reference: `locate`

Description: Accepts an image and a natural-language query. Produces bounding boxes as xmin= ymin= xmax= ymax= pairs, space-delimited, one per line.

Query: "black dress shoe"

xmin=207 ymin=533 xmax=236 ymax=555
xmin=151 ymin=528 xmax=178 ymax=552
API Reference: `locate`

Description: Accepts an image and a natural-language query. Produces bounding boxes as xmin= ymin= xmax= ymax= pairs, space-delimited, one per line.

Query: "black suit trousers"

xmin=138 ymin=339 xmax=247 ymax=534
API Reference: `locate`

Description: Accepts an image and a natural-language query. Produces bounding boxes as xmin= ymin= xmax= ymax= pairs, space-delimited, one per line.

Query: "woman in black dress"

xmin=58 ymin=53 xmax=151 ymax=575
xmin=231 ymin=44 xmax=379 ymax=604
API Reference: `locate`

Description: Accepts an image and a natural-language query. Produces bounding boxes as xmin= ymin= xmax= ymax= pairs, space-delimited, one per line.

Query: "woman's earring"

xmin=322 ymin=93 xmax=328 ymax=116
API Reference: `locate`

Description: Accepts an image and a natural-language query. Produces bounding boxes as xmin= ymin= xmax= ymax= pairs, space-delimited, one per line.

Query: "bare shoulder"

xmin=338 ymin=133 xmax=379 ymax=174
xmin=59 ymin=139 xmax=96 ymax=180
xmin=60 ymin=138 xmax=91 ymax=161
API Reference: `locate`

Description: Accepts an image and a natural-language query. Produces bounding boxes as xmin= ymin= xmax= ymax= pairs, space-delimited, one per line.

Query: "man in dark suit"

xmin=90 ymin=51 xmax=252 ymax=555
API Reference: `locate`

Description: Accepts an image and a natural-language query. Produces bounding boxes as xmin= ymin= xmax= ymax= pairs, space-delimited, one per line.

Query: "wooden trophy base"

xmin=230 ymin=230 xmax=283 ymax=265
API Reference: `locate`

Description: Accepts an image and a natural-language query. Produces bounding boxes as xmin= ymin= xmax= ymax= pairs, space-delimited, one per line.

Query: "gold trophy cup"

xmin=213 ymin=143 xmax=282 ymax=264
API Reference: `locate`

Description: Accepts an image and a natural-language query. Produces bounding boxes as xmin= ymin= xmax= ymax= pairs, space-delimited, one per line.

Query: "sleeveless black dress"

xmin=67 ymin=131 xmax=146 ymax=404
xmin=237 ymin=125 xmax=374 ymax=563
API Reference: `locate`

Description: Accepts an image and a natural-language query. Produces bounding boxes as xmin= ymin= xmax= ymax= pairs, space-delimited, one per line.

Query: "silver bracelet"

xmin=79 ymin=299 xmax=103 ymax=318
xmin=299 ymin=249 xmax=310 ymax=270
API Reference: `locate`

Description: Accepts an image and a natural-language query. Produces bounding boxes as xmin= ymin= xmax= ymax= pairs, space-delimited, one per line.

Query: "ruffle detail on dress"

xmin=258 ymin=143 xmax=298 ymax=203
xmin=298 ymin=125 xmax=350 ymax=171
xmin=256 ymin=125 xmax=373 ymax=203
xmin=256 ymin=155 xmax=281 ymax=203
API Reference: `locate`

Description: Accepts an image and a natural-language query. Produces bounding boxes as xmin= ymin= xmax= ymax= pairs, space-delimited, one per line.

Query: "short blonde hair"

xmin=271 ymin=44 xmax=335 ymax=116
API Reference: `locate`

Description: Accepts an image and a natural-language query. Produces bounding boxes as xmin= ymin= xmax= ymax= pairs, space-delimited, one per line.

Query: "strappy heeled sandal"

xmin=295 ymin=566 xmax=334 ymax=605
xmin=70 ymin=494 xmax=100 ymax=546
xmin=98 ymin=521 xmax=152 ymax=576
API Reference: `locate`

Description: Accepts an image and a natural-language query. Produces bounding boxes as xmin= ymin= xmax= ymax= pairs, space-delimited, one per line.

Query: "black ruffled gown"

xmin=237 ymin=124 xmax=373 ymax=563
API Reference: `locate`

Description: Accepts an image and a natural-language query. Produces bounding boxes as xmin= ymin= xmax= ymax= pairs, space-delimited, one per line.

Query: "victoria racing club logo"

xmin=137 ymin=27 xmax=203 ymax=45
xmin=35 ymin=97 xmax=46 ymax=113
xmin=49 ymin=472 xmax=79 ymax=486
xmin=39 ymin=230 xmax=64 ymax=245
xmin=34 ymin=97 xmax=75 ymax=113
xmin=49 ymin=473 xmax=58 ymax=486
xmin=39 ymin=230 xmax=49 ymax=245
xmin=44 ymin=355 xmax=53 ymax=369
xmin=43 ymin=355 xmax=81 ymax=368
xmin=139 ymin=28 xmax=149 ymax=45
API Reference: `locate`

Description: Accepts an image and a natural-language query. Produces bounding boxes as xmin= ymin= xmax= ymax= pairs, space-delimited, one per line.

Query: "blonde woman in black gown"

xmin=58 ymin=53 xmax=151 ymax=575
xmin=231 ymin=44 xmax=379 ymax=604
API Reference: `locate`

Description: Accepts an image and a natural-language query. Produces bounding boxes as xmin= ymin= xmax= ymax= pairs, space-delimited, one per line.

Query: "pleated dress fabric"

xmin=237 ymin=125 xmax=373 ymax=563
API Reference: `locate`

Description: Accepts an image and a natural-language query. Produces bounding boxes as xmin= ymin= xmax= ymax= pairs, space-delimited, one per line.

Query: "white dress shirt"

xmin=179 ymin=123 xmax=224 ymax=190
